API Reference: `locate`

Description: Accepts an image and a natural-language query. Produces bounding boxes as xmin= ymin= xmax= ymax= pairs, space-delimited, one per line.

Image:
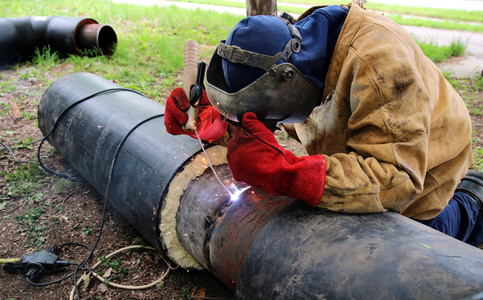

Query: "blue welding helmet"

xmin=205 ymin=6 xmax=348 ymax=125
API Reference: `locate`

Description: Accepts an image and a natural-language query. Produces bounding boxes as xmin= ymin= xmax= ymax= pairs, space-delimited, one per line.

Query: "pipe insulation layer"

xmin=0 ymin=16 xmax=117 ymax=66
xmin=38 ymin=72 xmax=483 ymax=299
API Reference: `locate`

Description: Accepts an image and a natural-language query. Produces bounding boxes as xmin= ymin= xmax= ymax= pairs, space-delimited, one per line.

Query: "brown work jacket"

xmin=286 ymin=4 xmax=473 ymax=220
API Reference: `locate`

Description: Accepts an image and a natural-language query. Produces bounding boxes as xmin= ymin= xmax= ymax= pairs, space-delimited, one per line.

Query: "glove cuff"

xmin=279 ymin=154 xmax=327 ymax=207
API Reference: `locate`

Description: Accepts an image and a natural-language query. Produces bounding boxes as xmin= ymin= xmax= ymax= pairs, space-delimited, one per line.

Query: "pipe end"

xmin=76 ymin=23 xmax=118 ymax=57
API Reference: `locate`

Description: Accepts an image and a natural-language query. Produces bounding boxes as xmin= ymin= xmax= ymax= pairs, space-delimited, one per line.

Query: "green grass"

xmin=1 ymin=163 xmax=45 ymax=196
xmin=2 ymin=0 xmax=241 ymax=102
xmin=16 ymin=206 xmax=46 ymax=247
xmin=415 ymin=38 xmax=467 ymax=63
xmin=445 ymin=73 xmax=483 ymax=114
xmin=161 ymin=0 xmax=483 ymax=32
xmin=388 ymin=14 xmax=483 ymax=32
xmin=98 ymin=255 xmax=130 ymax=280
xmin=474 ymin=148 xmax=483 ymax=171
xmin=362 ymin=2 xmax=483 ymax=23
xmin=443 ymin=72 xmax=483 ymax=171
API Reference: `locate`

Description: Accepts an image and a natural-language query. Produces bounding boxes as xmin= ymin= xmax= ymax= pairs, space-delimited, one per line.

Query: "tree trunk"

xmin=246 ymin=0 xmax=277 ymax=16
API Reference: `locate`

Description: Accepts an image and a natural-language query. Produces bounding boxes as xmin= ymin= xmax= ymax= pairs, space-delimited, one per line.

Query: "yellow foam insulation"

xmin=159 ymin=145 xmax=228 ymax=270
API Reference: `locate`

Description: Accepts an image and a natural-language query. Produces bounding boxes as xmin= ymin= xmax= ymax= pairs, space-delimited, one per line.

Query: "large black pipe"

xmin=38 ymin=73 xmax=483 ymax=299
xmin=0 ymin=16 xmax=117 ymax=67
xmin=37 ymin=72 xmax=200 ymax=260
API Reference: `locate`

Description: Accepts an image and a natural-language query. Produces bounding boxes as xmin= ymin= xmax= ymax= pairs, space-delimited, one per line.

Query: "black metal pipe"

xmin=234 ymin=202 xmax=483 ymax=299
xmin=38 ymin=72 xmax=483 ymax=299
xmin=180 ymin=177 xmax=483 ymax=299
xmin=0 ymin=16 xmax=117 ymax=67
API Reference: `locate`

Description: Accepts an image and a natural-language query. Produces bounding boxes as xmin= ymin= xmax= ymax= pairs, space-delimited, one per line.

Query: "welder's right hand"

xmin=164 ymin=87 xmax=228 ymax=142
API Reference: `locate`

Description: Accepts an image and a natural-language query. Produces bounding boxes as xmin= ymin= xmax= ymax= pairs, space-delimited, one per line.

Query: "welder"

xmin=164 ymin=2 xmax=483 ymax=246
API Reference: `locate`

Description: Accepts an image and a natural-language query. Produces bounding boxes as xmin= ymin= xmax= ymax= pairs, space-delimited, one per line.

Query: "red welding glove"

xmin=227 ymin=112 xmax=327 ymax=207
xmin=164 ymin=87 xmax=228 ymax=142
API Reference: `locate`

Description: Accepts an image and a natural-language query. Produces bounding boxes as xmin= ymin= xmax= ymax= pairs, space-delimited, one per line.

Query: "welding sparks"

xmin=194 ymin=129 xmax=249 ymax=202
xmin=194 ymin=129 xmax=235 ymax=197
xmin=229 ymin=184 xmax=249 ymax=202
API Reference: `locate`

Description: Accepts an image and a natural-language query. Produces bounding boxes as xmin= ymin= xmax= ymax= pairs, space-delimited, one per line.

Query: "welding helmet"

xmin=205 ymin=15 xmax=320 ymax=126
xmin=205 ymin=6 xmax=349 ymax=125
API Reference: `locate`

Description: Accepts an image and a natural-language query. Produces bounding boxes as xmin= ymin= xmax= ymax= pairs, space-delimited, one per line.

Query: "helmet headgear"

xmin=205 ymin=14 xmax=321 ymax=126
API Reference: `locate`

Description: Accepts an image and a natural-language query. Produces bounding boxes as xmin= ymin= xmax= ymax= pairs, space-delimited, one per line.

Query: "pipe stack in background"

xmin=38 ymin=72 xmax=483 ymax=299
xmin=0 ymin=16 xmax=117 ymax=67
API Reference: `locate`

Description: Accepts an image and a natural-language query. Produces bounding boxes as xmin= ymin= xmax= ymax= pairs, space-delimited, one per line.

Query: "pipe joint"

xmin=203 ymin=196 xmax=233 ymax=273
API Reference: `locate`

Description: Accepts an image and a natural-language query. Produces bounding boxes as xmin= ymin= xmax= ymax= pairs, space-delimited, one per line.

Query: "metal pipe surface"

xmin=0 ymin=16 xmax=117 ymax=67
xmin=38 ymin=72 xmax=483 ymax=299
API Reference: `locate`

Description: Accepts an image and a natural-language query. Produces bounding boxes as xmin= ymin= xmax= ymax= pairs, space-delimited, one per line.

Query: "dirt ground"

xmin=1 ymin=57 xmax=482 ymax=300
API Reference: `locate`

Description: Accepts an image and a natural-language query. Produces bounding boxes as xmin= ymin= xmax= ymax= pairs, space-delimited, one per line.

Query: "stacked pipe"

xmin=38 ymin=72 xmax=483 ymax=299
xmin=0 ymin=16 xmax=117 ymax=67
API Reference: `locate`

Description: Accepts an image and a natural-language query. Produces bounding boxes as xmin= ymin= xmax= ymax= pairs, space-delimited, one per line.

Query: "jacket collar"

xmin=323 ymin=3 xmax=365 ymax=103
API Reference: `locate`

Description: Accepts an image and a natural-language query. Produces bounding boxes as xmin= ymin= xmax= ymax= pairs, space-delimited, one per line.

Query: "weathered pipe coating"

xmin=0 ymin=16 xmax=117 ymax=66
xmin=37 ymin=72 xmax=200 ymax=259
xmin=38 ymin=72 xmax=483 ymax=299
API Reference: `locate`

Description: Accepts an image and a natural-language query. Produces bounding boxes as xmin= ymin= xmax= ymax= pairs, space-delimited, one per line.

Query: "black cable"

xmin=24 ymin=264 xmax=89 ymax=287
xmin=49 ymin=242 xmax=92 ymax=254
xmin=36 ymin=135 xmax=86 ymax=183
xmin=26 ymin=137 xmax=45 ymax=145
xmin=1 ymin=137 xmax=51 ymax=165
xmin=0 ymin=140 xmax=31 ymax=164
xmin=72 ymin=112 xmax=164 ymax=299
xmin=37 ymin=87 xmax=145 ymax=183
xmin=241 ymin=123 xmax=297 ymax=165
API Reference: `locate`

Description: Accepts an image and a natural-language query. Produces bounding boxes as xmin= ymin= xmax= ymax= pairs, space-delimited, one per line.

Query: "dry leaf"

xmin=80 ymin=272 xmax=91 ymax=291
xmin=97 ymin=283 xmax=108 ymax=293
xmin=192 ymin=287 xmax=207 ymax=298
xmin=9 ymin=101 xmax=21 ymax=118
xmin=103 ymin=267 xmax=112 ymax=278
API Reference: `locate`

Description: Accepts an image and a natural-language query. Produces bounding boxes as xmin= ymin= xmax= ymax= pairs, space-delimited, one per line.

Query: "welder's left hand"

xmin=227 ymin=112 xmax=327 ymax=207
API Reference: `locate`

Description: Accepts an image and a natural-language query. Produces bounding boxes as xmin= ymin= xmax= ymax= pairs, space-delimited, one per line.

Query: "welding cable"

xmin=36 ymin=87 xmax=145 ymax=183
xmin=72 ymin=112 xmax=164 ymax=300
xmin=0 ymin=140 xmax=31 ymax=164
xmin=68 ymin=245 xmax=170 ymax=300
xmin=0 ymin=137 xmax=52 ymax=166
xmin=24 ymin=264 xmax=90 ymax=287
